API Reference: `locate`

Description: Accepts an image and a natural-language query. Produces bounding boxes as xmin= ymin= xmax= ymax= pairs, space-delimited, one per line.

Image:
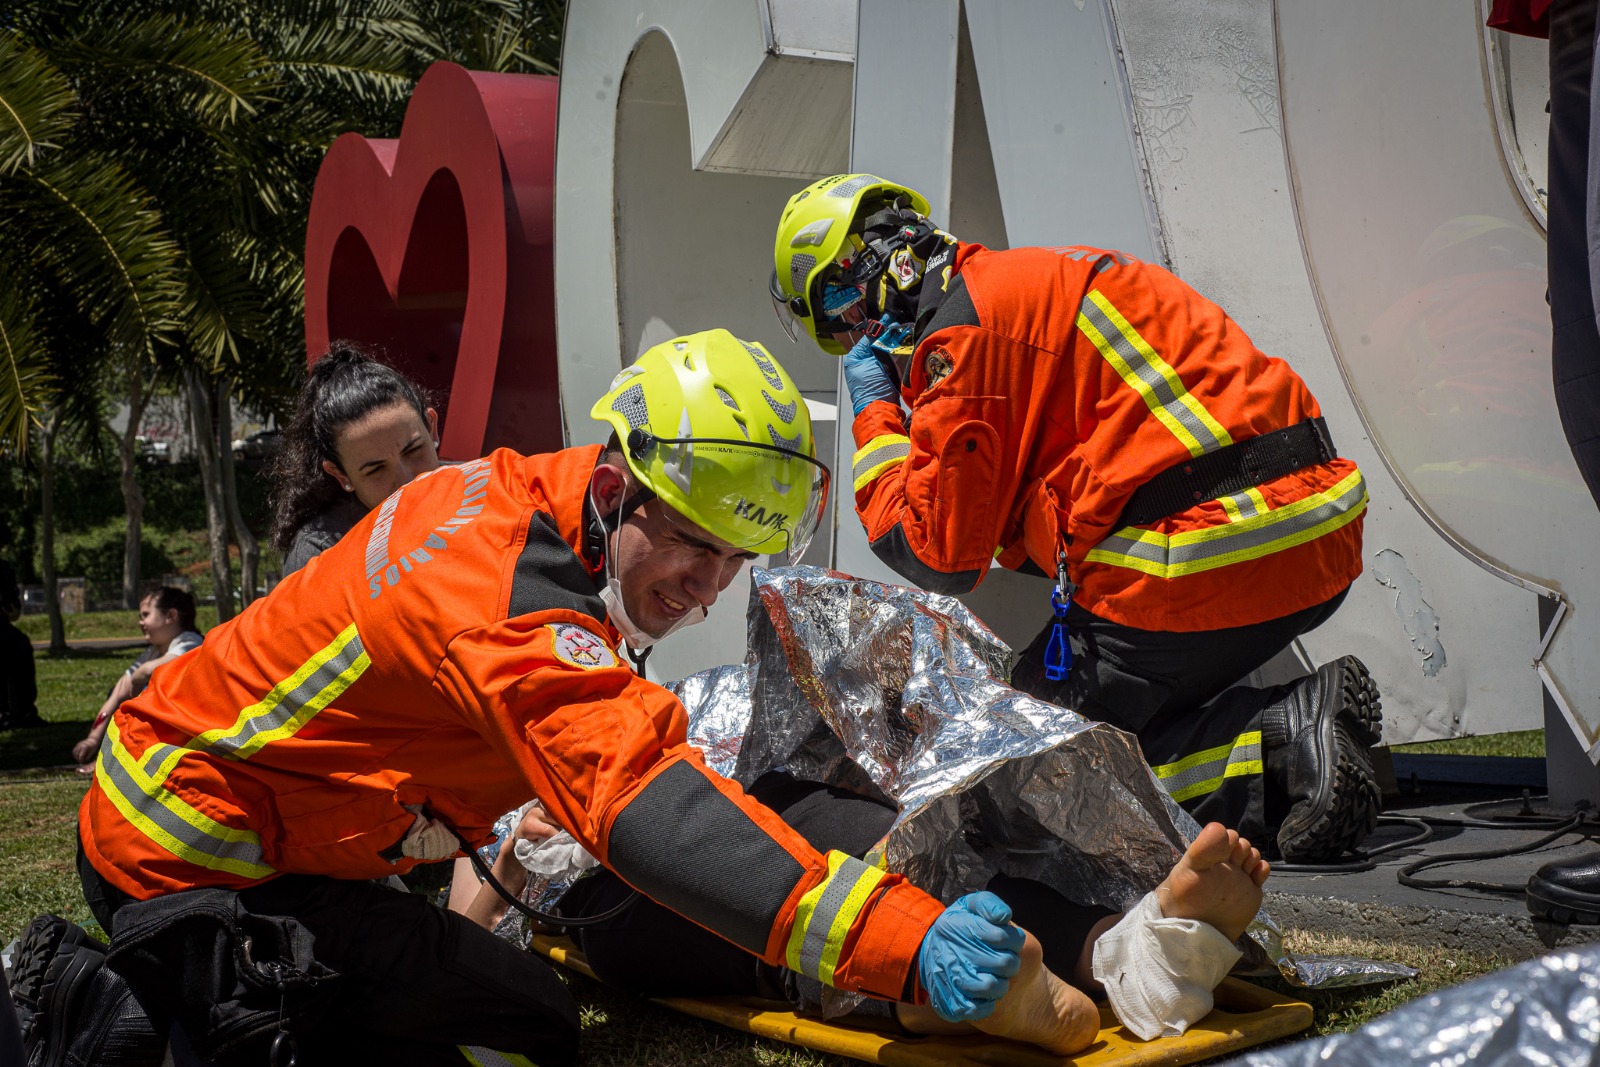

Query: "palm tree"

xmin=0 ymin=0 xmax=563 ymax=632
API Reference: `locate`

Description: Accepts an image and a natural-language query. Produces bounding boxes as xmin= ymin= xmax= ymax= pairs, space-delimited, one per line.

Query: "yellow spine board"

xmin=529 ymin=934 xmax=1311 ymax=1067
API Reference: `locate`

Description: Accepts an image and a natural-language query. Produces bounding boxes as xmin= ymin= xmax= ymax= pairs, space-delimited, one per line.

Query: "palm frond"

xmin=176 ymin=230 xmax=271 ymax=369
xmin=21 ymin=151 xmax=187 ymax=359
xmin=55 ymin=13 xmax=280 ymax=127
xmin=0 ymin=278 xmax=57 ymax=455
xmin=0 ymin=33 xmax=78 ymax=174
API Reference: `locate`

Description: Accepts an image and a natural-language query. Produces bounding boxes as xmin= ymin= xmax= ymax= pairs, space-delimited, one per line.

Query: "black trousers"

xmin=79 ymin=843 xmax=579 ymax=1067
xmin=561 ymin=772 xmax=1116 ymax=1005
xmin=1011 ymin=589 xmax=1349 ymax=842
xmin=1550 ymin=0 xmax=1600 ymax=509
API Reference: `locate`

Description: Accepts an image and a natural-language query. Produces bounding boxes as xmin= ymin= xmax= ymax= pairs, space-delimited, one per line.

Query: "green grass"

xmin=1393 ymin=729 xmax=1544 ymax=759
xmin=16 ymin=607 xmax=221 ymax=644
xmin=0 ymin=779 xmax=99 ymax=939
xmin=0 ymin=649 xmax=126 ymax=772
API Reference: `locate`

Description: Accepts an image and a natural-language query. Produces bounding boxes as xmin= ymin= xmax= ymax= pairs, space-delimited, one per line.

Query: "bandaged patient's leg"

xmin=1091 ymin=823 xmax=1267 ymax=1040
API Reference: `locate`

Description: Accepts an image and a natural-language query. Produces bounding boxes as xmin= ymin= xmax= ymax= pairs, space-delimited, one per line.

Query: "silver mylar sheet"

xmin=672 ymin=565 xmax=1412 ymax=989
xmin=1217 ymin=945 xmax=1600 ymax=1066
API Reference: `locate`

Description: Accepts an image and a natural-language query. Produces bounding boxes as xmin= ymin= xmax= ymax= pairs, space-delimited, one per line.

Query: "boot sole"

xmin=11 ymin=916 xmax=105 ymax=1067
xmin=1526 ymin=875 xmax=1600 ymax=925
xmin=1335 ymin=655 xmax=1384 ymax=748
xmin=10 ymin=916 xmax=90 ymax=1019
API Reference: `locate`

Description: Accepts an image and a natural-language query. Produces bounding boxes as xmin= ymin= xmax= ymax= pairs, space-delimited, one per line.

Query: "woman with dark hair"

xmin=267 ymin=342 xmax=442 ymax=575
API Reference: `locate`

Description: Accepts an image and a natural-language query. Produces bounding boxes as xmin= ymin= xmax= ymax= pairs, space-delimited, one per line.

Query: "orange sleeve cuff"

xmin=833 ymin=876 xmax=944 ymax=1003
xmin=851 ymin=400 xmax=908 ymax=451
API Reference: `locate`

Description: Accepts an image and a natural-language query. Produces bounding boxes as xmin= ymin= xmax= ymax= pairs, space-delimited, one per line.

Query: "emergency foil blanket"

xmin=672 ymin=565 xmax=1411 ymax=991
xmin=1217 ymin=945 xmax=1600 ymax=1066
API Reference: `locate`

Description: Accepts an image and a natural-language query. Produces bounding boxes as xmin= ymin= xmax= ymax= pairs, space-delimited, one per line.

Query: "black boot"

xmin=1527 ymin=850 xmax=1600 ymax=924
xmin=1260 ymin=656 xmax=1383 ymax=862
xmin=10 ymin=914 xmax=106 ymax=1067
xmin=58 ymin=964 xmax=165 ymax=1067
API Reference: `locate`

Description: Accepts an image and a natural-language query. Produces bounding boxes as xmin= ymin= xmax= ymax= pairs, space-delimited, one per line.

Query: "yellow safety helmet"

xmin=770 ymin=174 xmax=932 ymax=355
xmin=590 ymin=329 xmax=831 ymax=559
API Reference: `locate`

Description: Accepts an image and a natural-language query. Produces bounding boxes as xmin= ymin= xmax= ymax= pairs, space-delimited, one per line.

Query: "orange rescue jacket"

xmin=80 ymin=446 xmax=941 ymax=1001
xmin=850 ymin=244 xmax=1366 ymax=632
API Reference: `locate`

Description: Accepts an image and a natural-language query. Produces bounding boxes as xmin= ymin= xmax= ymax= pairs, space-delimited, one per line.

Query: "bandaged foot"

xmin=897 ymin=930 xmax=1099 ymax=1056
xmin=1091 ymin=823 xmax=1267 ymax=1040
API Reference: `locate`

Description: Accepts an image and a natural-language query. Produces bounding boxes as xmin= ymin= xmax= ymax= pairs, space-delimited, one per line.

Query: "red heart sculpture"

xmin=304 ymin=62 xmax=561 ymax=459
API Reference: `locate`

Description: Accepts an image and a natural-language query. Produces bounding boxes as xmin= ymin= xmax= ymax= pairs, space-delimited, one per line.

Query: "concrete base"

xmin=1266 ymin=779 xmax=1600 ymax=962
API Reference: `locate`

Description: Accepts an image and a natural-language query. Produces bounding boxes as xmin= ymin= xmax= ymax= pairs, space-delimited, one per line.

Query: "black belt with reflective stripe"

xmin=1117 ymin=417 xmax=1337 ymax=528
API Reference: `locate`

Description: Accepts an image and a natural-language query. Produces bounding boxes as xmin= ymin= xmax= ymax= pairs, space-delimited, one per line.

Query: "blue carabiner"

xmin=1043 ymin=551 xmax=1073 ymax=681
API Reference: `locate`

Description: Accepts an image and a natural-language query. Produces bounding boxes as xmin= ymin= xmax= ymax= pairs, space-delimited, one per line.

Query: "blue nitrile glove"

xmin=917 ymin=891 xmax=1026 ymax=1022
xmin=842 ymin=316 xmax=903 ymax=416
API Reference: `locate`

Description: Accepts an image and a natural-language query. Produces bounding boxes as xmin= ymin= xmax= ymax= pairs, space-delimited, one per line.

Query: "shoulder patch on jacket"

xmin=546 ymin=623 xmax=617 ymax=670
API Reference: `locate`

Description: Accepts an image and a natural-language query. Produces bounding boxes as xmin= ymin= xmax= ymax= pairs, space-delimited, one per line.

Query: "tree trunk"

xmin=118 ymin=370 xmax=151 ymax=608
xmin=187 ymin=369 xmax=234 ymax=622
xmin=217 ymin=378 xmax=259 ymax=608
xmin=38 ymin=410 xmax=66 ymax=653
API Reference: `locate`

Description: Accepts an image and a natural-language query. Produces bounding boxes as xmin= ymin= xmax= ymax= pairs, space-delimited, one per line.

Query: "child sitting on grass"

xmin=71 ymin=587 xmax=203 ymax=773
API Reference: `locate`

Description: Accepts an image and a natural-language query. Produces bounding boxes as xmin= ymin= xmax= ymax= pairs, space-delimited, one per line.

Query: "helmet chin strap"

xmin=587 ymin=480 xmax=706 ymax=657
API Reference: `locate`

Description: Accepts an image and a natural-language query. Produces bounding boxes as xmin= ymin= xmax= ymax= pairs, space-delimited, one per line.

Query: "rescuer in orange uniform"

xmin=17 ymin=331 xmax=1042 ymax=1067
xmin=770 ymin=175 xmax=1384 ymax=864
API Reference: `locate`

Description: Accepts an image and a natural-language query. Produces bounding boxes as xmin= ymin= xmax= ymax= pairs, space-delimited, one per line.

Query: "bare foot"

xmin=976 ymin=929 xmax=1099 ymax=1054
xmin=1156 ymin=822 xmax=1269 ymax=942
xmin=897 ymin=928 xmax=1101 ymax=1055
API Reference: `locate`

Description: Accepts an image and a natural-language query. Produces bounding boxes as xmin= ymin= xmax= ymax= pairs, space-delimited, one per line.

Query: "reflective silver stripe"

xmin=1153 ymin=733 xmax=1263 ymax=803
xmin=852 ymin=438 xmax=910 ymax=479
xmin=1077 ymin=293 xmax=1231 ymax=457
xmin=1220 ymin=490 xmax=1261 ymax=520
xmin=1087 ymin=471 xmax=1367 ymax=578
xmin=197 ymin=628 xmax=368 ymax=760
xmin=852 ymin=437 xmax=910 ymax=491
xmin=100 ymin=721 xmax=274 ymax=878
xmin=796 ymin=854 xmax=880 ymax=980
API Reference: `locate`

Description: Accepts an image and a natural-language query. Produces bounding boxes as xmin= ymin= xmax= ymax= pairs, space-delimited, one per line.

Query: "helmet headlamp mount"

xmin=626 ymin=427 xmax=654 ymax=460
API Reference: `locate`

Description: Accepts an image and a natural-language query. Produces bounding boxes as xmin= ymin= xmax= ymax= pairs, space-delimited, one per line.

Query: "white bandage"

xmin=1090 ymin=890 xmax=1243 ymax=1041
xmin=514 ymin=830 xmax=599 ymax=882
xmin=399 ymin=813 xmax=461 ymax=861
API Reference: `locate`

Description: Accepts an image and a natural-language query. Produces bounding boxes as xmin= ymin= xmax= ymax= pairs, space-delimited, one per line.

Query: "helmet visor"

xmin=645 ymin=434 xmax=831 ymax=561
xmin=769 ymin=269 xmax=806 ymax=344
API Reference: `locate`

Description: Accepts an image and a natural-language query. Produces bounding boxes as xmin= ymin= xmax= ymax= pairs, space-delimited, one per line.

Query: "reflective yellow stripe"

xmin=1077 ymin=290 xmax=1234 ymax=458
xmin=785 ymin=851 xmax=886 ymax=985
xmin=98 ymin=717 xmax=276 ymax=879
xmin=98 ymin=624 xmax=371 ymax=880
xmin=195 ymin=623 xmax=369 ymax=759
xmin=1218 ymin=487 xmax=1270 ymax=523
xmin=852 ymin=434 xmax=911 ymax=493
xmin=1153 ymin=731 xmax=1263 ymax=802
xmin=1087 ymin=471 xmax=1366 ymax=578
xmin=459 ymin=1048 xmax=538 ymax=1067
